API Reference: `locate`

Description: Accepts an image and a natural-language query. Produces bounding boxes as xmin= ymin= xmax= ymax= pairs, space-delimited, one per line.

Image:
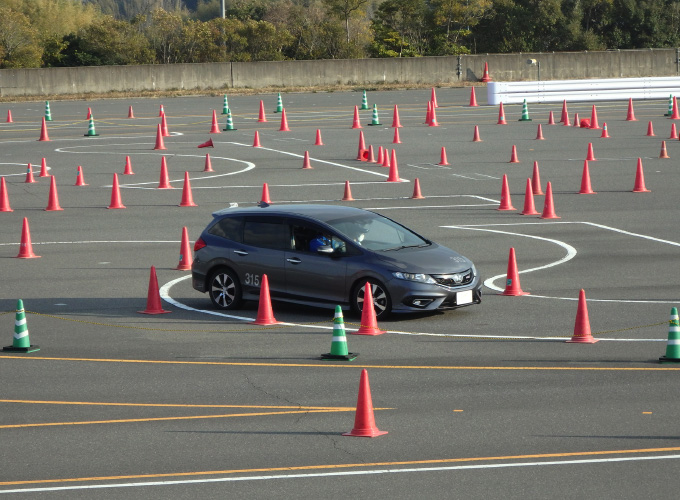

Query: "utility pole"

xmin=221 ymin=0 xmax=226 ymax=18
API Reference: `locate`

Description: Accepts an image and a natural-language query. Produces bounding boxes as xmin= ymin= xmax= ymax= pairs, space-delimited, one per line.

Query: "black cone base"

xmin=321 ymin=352 xmax=358 ymax=361
xmin=3 ymin=344 xmax=40 ymax=353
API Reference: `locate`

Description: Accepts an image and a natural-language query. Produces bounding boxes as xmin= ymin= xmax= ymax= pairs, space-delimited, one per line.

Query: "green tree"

xmin=0 ymin=7 xmax=43 ymax=67
xmin=143 ymin=8 xmax=185 ymax=63
xmin=370 ymin=0 xmax=429 ymax=56
xmin=323 ymin=0 xmax=369 ymax=44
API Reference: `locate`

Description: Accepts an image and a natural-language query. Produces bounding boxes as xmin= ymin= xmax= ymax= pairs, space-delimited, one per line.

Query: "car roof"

xmin=211 ymin=204 xmax=374 ymax=223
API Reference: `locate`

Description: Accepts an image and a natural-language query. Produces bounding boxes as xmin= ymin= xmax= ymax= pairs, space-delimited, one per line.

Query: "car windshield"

xmin=325 ymin=213 xmax=429 ymax=251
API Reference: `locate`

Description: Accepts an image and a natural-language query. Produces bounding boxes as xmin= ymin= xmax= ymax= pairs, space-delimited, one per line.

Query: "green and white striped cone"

xmin=368 ymin=104 xmax=381 ymax=126
xmin=221 ymin=94 xmax=229 ymax=115
xmin=665 ymin=94 xmax=673 ymax=116
xmin=3 ymin=299 xmax=39 ymax=353
xmin=84 ymin=115 xmax=99 ymax=137
xmin=274 ymin=93 xmax=283 ymax=113
xmin=222 ymin=109 xmax=236 ymax=131
xmin=361 ymin=90 xmax=369 ymax=110
xmin=518 ymin=99 xmax=532 ymax=121
xmin=660 ymin=307 xmax=680 ymax=362
xmin=45 ymin=101 xmax=52 ymax=121
xmin=321 ymin=306 xmax=358 ymax=361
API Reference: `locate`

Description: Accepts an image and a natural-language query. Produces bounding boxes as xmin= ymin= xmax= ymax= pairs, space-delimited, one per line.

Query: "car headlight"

xmin=471 ymin=263 xmax=477 ymax=277
xmin=392 ymin=272 xmax=436 ymax=284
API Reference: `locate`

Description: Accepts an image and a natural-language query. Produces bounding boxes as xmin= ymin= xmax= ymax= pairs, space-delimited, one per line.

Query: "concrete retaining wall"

xmin=1 ymin=49 xmax=679 ymax=98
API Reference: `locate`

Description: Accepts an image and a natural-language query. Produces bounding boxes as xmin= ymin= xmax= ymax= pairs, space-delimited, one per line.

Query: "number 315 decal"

xmin=244 ymin=273 xmax=261 ymax=286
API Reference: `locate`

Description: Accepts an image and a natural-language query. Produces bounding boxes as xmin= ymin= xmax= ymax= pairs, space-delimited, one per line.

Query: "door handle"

xmin=286 ymin=257 xmax=301 ymax=264
xmin=234 ymin=250 xmax=249 ymax=256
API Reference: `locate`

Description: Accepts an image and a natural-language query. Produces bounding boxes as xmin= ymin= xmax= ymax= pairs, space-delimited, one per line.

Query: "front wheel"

xmin=351 ymin=279 xmax=392 ymax=320
xmin=208 ymin=268 xmax=242 ymax=310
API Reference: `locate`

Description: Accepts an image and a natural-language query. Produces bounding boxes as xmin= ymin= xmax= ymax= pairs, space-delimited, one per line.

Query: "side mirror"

xmin=316 ymin=245 xmax=334 ymax=254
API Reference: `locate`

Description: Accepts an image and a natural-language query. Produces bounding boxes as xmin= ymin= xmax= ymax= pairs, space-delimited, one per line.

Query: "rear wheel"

xmin=351 ymin=279 xmax=392 ymax=320
xmin=208 ymin=268 xmax=242 ymax=310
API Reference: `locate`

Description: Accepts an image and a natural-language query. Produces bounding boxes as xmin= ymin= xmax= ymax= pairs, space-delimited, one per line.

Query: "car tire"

xmin=208 ymin=268 xmax=242 ymax=310
xmin=351 ymin=278 xmax=392 ymax=320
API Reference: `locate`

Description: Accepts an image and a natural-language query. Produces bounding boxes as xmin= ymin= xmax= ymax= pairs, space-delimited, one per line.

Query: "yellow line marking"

xmin=2 ymin=447 xmax=679 ymax=486
xmin=2 ymin=355 xmax=678 ymax=371
xmin=0 ymin=399 xmax=355 ymax=410
xmin=643 ymin=412 xmax=653 ymax=414
xmin=453 ymin=410 xmax=464 ymax=412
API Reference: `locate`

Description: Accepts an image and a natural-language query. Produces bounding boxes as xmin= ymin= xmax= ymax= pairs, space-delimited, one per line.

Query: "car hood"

xmin=373 ymin=243 xmax=472 ymax=274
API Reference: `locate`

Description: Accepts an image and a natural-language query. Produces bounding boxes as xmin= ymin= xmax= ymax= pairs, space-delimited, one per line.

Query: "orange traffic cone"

xmin=633 ymin=158 xmax=650 ymax=192
xmin=387 ymin=150 xmax=401 ymax=182
xmin=158 ymin=157 xmax=172 ymax=189
xmin=159 ymin=104 xmax=165 ymax=117
xmin=573 ymin=113 xmax=580 ymax=127
xmin=430 ymin=87 xmax=439 ymax=108
xmin=391 ymin=105 xmax=402 ymax=128
xmin=366 ymin=145 xmax=376 ymax=163
xmin=497 ymin=102 xmax=507 ymax=125
xmin=411 ymin=178 xmax=425 ymax=199
xmin=39 ymin=158 xmax=49 ymax=177
xmin=302 ymin=150 xmax=313 ymax=169
xmin=258 ymin=100 xmax=267 ymax=123
xmin=589 ymin=105 xmax=601 ymax=129
xmin=376 ymin=146 xmax=384 ymax=165
xmin=429 ymin=104 xmax=439 ymax=127
xmin=579 ymin=160 xmax=596 ymax=194
xmin=438 ymin=147 xmax=449 ymax=166
xmin=261 ymin=182 xmax=272 ymax=204
xmin=532 ymin=161 xmax=544 ymax=195
xmin=253 ymin=130 xmax=261 ymax=147
xmin=203 ymin=153 xmax=213 ymax=172
xmin=279 ymin=108 xmax=291 ymax=131
xmin=250 ymin=274 xmax=279 ymax=325
xmin=342 ymin=180 xmax=354 ymax=201
xmin=353 ymin=282 xmax=386 ymax=335
xmin=392 ymin=127 xmax=402 ymax=144
xmin=352 ymin=105 xmax=362 ymax=129
xmin=540 ymin=181 xmax=560 ymax=219
xmin=45 ymin=176 xmax=63 ymax=211
xmin=153 ymin=124 xmax=166 ymax=150
xmin=0 ymin=177 xmax=13 ymax=212
xmin=75 ymin=165 xmax=87 ymax=186
xmin=6 ymin=110 xmax=13 ymax=123
xmin=314 ymin=129 xmax=324 ymax=146
xmin=535 ymin=123 xmax=545 ymax=140
xmin=473 ymin=125 xmax=482 ymax=142
xmin=521 ymin=178 xmax=539 ymax=215
xmin=501 ymin=247 xmax=528 ymax=296
xmin=356 ymin=131 xmax=366 ymax=160
xmin=600 ymin=122 xmax=610 ymax=138
xmin=25 ymin=163 xmax=36 ymax=184
xmin=586 ymin=142 xmax=596 ymax=161
xmin=497 ymin=174 xmax=516 ymax=211
xmin=209 ymin=110 xmax=221 ymax=134
xmin=38 ymin=117 xmax=50 ymax=141
xmin=481 ymin=61 xmax=492 ymax=82
xmin=197 ymin=138 xmax=214 ymax=148
xmin=123 ymin=156 xmax=134 ymax=175
xmin=16 ymin=218 xmax=40 ymax=259
xmin=382 ymin=147 xmax=390 ymax=168
xmin=108 ymin=173 xmax=125 ymax=209
xmin=86 ymin=107 xmax=91 ymax=119
xmin=179 ymin=171 xmax=197 ymax=207
xmin=509 ymin=145 xmax=519 ymax=163
xmin=626 ymin=98 xmax=637 ymax=121
xmin=469 ymin=87 xmax=478 ymax=107
xmin=138 ymin=266 xmax=171 ymax=315
xmin=647 ymin=121 xmax=655 ymax=137
xmin=548 ymin=110 xmax=555 ymax=125
xmin=672 ymin=96 xmax=680 ymax=120
xmin=660 ymin=140 xmax=670 ymax=159
xmin=176 ymin=226 xmax=193 ymax=271
xmin=560 ymin=100 xmax=569 ymax=125
xmin=161 ymin=113 xmax=170 ymax=137
xmin=671 ymin=123 xmax=678 ymax=139
xmin=128 ymin=105 xmax=135 ymax=118
xmin=425 ymin=101 xmax=432 ymax=125
xmin=566 ymin=289 xmax=598 ymax=343
xmin=342 ymin=369 xmax=387 ymax=437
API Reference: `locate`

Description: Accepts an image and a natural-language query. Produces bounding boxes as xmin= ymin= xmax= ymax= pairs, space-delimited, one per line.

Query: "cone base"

xmin=518 ymin=118 xmax=533 ymax=122
xmin=501 ymin=290 xmax=529 ymax=296
xmin=3 ymin=345 xmax=40 ymax=353
xmin=352 ymin=328 xmax=386 ymax=336
xmin=659 ymin=355 xmax=680 ymax=363
xmin=16 ymin=254 xmax=41 ymax=259
xmin=107 ymin=205 xmax=126 ymax=209
xmin=84 ymin=134 xmax=100 ymax=137
xmin=321 ymin=352 xmax=359 ymax=361
xmin=367 ymin=123 xmax=382 ymax=126
xmin=138 ymin=309 xmax=171 ymax=315
xmin=342 ymin=428 xmax=388 ymax=438
xmin=176 ymin=264 xmax=192 ymax=271
xmin=565 ymin=336 xmax=599 ymax=343
xmin=249 ymin=319 xmax=280 ymax=325
xmin=222 ymin=128 xmax=237 ymax=131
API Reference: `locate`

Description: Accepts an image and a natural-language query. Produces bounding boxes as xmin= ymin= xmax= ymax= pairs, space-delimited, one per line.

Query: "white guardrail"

xmin=487 ymin=77 xmax=680 ymax=105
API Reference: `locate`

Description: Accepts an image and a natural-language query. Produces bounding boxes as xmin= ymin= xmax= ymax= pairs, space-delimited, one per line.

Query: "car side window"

xmin=208 ymin=217 xmax=243 ymax=242
xmin=291 ymin=223 xmax=346 ymax=254
xmin=243 ymin=220 xmax=289 ymax=250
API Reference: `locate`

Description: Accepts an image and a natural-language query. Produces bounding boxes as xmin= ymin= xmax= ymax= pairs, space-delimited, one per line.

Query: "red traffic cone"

xmin=425 ymin=101 xmax=432 ymax=125
xmin=521 ymin=178 xmax=539 ymax=215
xmin=6 ymin=109 xmax=13 ymax=123
xmin=197 ymin=138 xmax=214 ymax=148
xmin=429 ymin=103 xmax=439 ymax=127
xmin=302 ymin=150 xmax=313 ymax=169
xmin=391 ymin=105 xmax=402 ymax=128
xmin=671 ymin=123 xmax=678 ymax=139
xmin=548 ymin=110 xmax=555 ymax=125
xmin=671 ymin=96 xmax=680 ymax=120
xmin=473 ymin=125 xmax=482 ymax=142
xmin=352 ymin=105 xmax=362 ymax=129
xmin=566 ymin=289 xmax=598 ymax=343
xmin=123 ymin=156 xmax=134 ymax=175
xmin=589 ymin=105 xmax=601 ymax=129
xmin=354 ymin=282 xmax=386 ymax=335
xmin=382 ymin=147 xmax=391 ymax=168
xmin=45 ymin=176 xmax=63 ymax=211
xmin=16 ymin=218 xmax=40 ymax=259
xmin=314 ymin=129 xmax=324 ymax=146
xmin=497 ymin=174 xmax=516 ymax=211
xmin=0 ymin=177 xmax=13 ymax=212
xmin=469 ymin=87 xmax=478 ymax=107
xmin=253 ymin=130 xmax=261 ymax=147
xmin=258 ymin=100 xmax=267 ymax=123
xmin=600 ymin=122 xmax=610 ymax=138
xmin=127 ymin=105 xmax=135 ymax=119
xmin=560 ymin=100 xmax=569 ymax=125
xmin=139 ymin=266 xmax=171 ymax=315
xmin=430 ymin=87 xmax=439 ymax=108
xmin=579 ymin=160 xmax=596 ymax=194
xmin=75 ymin=165 xmax=87 ymax=186
xmin=161 ymin=113 xmax=170 ymax=137
xmin=438 ymin=147 xmax=449 ymax=166
xmin=376 ymin=146 xmax=384 ymax=165
xmin=535 ymin=123 xmax=545 ymax=140
xmin=501 ymin=247 xmax=528 ymax=296
xmin=532 ymin=161 xmax=544 ymax=195
xmin=343 ymin=369 xmax=387 ymax=438
xmin=250 ymin=274 xmax=279 ymax=325
xmin=39 ymin=158 xmax=49 ymax=177
xmin=497 ymin=102 xmax=507 ymax=125
xmin=481 ymin=61 xmax=492 ymax=83
xmin=366 ymin=145 xmax=376 ymax=163
xmin=86 ymin=107 xmax=92 ymax=119
xmin=153 ymin=124 xmax=166 ymax=150
xmin=411 ymin=178 xmax=425 ymax=199
xmin=158 ymin=157 xmax=172 ymax=189
xmin=38 ymin=117 xmax=50 ymax=141
xmin=633 ymin=158 xmax=650 ymax=192
xmin=159 ymin=104 xmax=165 ymax=117
xmin=660 ymin=140 xmax=670 ymax=159
xmin=387 ymin=150 xmax=401 ymax=182
xmin=108 ymin=173 xmax=126 ymax=209
xmin=209 ymin=110 xmax=221 ymax=134
xmin=626 ymin=98 xmax=637 ymax=121
xmin=509 ymin=145 xmax=519 ymax=163
xmin=586 ymin=142 xmax=596 ymax=161
xmin=392 ymin=127 xmax=402 ymax=144
xmin=261 ymin=182 xmax=272 ymax=204
xmin=279 ymin=108 xmax=291 ymax=131
xmin=179 ymin=171 xmax=197 ymax=207
xmin=342 ymin=180 xmax=354 ymax=201
xmin=573 ymin=112 xmax=580 ymax=127
xmin=356 ymin=131 xmax=366 ymax=160
xmin=540 ymin=181 xmax=560 ymax=219
xmin=25 ymin=163 xmax=36 ymax=184
xmin=646 ymin=121 xmax=655 ymax=137
xmin=203 ymin=153 xmax=214 ymax=172
xmin=176 ymin=226 xmax=193 ymax=271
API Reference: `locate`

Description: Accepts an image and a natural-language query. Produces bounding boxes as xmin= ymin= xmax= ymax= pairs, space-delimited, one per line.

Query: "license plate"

xmin=456 ymin=290 xmax=473 ymax=305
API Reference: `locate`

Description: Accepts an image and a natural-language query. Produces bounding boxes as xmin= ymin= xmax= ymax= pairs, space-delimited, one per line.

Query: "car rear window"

xmin=208 ymin=217 xmax=243 ymax=242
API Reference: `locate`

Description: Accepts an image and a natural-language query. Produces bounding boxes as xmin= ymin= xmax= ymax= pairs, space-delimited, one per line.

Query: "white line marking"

xmin=2 ymin=454 xmax=678 ymax=494
xmin=0 ymin=240 xmax=178 ymax=247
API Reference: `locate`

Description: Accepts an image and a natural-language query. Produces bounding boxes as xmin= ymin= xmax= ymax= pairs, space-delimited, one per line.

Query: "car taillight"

xmin=194 ymin=237 xmax=207 ymax=252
